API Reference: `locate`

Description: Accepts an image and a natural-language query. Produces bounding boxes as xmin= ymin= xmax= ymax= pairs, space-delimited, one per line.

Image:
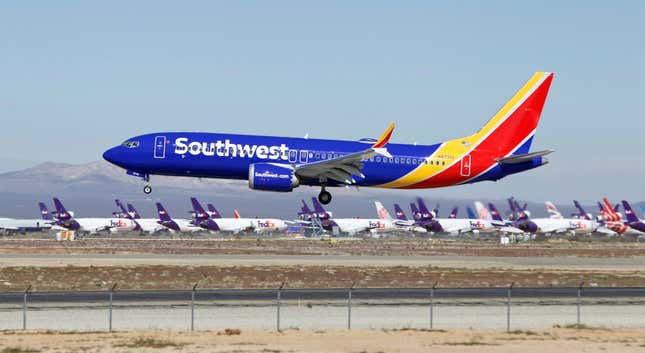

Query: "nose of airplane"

xmin=103 ymin=146 xmax=121 ymax=166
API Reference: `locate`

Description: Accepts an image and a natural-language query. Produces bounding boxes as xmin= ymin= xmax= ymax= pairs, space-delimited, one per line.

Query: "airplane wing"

xmin=295 ymin=123 xmax=394 ymax=185
xmin=497 ymin=226 xmax=524 ymax=234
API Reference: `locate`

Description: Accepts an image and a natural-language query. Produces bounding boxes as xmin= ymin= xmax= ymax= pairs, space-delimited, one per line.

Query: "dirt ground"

xmin=1 ymin=237 xmax=644 ymax=257
xmin=1 ymin=328 xmax=644 ymax=353
xmin=1 ymin=264 xmax=644 ymax=291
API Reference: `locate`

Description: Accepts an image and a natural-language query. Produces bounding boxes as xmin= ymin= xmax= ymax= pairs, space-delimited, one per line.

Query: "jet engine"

xmin=248 ymin=163 xmax=299 ymax=192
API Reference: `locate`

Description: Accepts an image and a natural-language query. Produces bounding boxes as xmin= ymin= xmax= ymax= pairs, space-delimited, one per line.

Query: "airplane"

xmin=103 ymin=72 xmax=555 ymax=205
xmin=0 ymin=203 xmax=52 ymax=233
xmin=306 ymin=198 xmax=391 ymax=235
xmin=113 ymin=200 xmax=167 ymax=234
xmin=543 ymin=201 xmax=598 ymax=235
xmin=374 ymin=201 xmax=426 ymax=233
xmin=413 ymin=198 xmax=510 ymax=235
xmin=155 ymin=202 xmax=201 ymax=233
xmin=50 ymin=198 xmax=137 ymax=235
xmin=206 ymin=203 xmax=222 ymax=218
xmin=572 ymin=200 xmax=593 ymax=220
xmin=189 ymin=198 xmax=254 ymax=234
xmin=622 ymin=200 xmax=645 ymax=233
xmin=507 ymin=198 xmax=586 ymax=235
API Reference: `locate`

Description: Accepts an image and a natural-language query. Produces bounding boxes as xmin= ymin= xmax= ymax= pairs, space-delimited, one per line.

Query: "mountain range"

xmin=0 ymin=161 xmax=642 ymax=220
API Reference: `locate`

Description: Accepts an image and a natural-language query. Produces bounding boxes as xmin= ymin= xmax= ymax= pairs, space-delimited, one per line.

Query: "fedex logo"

xmin=369 ymin=221 xmax=385 ymax=229
xmin=470 ymin=221 xmax=485 ymax=229
xmin=257 ymin=220 xmax=275 ymax=228
xmin=175 ymin=138 xmax=289 ymax=160
xmin=110 ymin=219 xmax=128 ymax=228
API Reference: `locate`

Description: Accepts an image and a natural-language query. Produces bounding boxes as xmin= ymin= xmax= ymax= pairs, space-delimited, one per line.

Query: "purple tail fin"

xmin=156 ymin=203 xmax=173 ymax=222
xmin=114 ymin=199 xmax=130 ymax=219
xmin=410 ymin=203 xmax=421 ymax=220
xmin=573 ymin=200 xmax=591 ymax=220
xmin=598 ymin=201 xmax=604 ymax=212
xmin=622 ymin=200 xmax=640 ymax=223
xmin=449 ymin=206 xmax=458 ymax=219
xmin=127 ymin=204 xmax=141 ymax=219
xmin=301 ymin=200 xmax=313 ymax=215
xmin=487 ymin=203 xmax=504 ymax=222
xmin=190 ymin=197 xmax=210 ymax=221
xmin=311 ymin=197 xmax=327 ymax=214
xmin=207 ymin=203 xmax=222 ymax=218
xmin=38 ymin=202 xmax=53 ymax=220
xmin=416 ymin=197 xmax=433 ymax=219
xmin=52 ymin=198 xmax=72 ymax=220
xmin=394 ymin=204 xmax=407 ymax=221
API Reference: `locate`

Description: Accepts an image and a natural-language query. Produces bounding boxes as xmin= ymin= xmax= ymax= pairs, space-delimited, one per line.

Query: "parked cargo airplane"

xmin=50 ymin=198 xmax=137 ymax=234
xmin=103 ymin=72 xmax=555 ymax=204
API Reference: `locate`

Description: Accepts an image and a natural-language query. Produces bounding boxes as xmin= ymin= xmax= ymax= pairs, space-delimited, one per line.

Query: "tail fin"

xmin=156 ymin=203 xmax=173 ymax=222
xmin=393 ymin=204 xmax=408 ymax=221
xmin=410 ymin=203 xmax=421 ymax=220
xmin=622 ymin=200 xmax=640 ymax=223
xmin=416 ymin=197 xmax=434 ymax=219
xmin=207 ymin=203 xmax=222 ymax=218
xmin=190 ymin=197 xmax=210 ymax=220
xmin=462 ymin=72 xmax=553 ymax=156
xmin=233 ymin=209 xmax=241 ymax=219
xmin=374 ymin=201 xmax=392 ymax=220
xmin=448 ymin=206 xmax=459 ymax=219
xmin=487 ymin=203 xmax=504 ymax=222
xmin=573 ymin=200 xmax=591 ymax=220
xmin=301 ymin=200 xmax=313 ymax=215
xmin=38 ymin=202 xmax=53 ymax=220
xmin=545 ymin=201 xmax=562 ymax=219
xmin=52 ymin=198 xmax=72 ymax=220
xmin=127 ymin=204 xmax=141 ymax=219
xmin=311 ymin=197 xmax=327 ymax=214
xmin=466 ymin=206 xmax=477 ymax=220
xmin=602 ymin=198 xmax=616 ymax=212
xmin=474 ymin=201 xmax=491 ymax=220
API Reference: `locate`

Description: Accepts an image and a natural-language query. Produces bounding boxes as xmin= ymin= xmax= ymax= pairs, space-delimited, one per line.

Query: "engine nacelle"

xmin=248 ymin=163 xmax=299 ymax=192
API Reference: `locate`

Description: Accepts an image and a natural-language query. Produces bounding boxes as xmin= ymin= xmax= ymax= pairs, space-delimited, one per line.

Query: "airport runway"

xmin=2 ymin=253 xmax=645 ymax=270
xmin=1 ymin=287 xmax=645 ymax=304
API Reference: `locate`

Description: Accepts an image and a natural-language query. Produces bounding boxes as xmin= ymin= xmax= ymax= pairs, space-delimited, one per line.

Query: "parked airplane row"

xmin=1 ymin=197 xmax=643 ymax=238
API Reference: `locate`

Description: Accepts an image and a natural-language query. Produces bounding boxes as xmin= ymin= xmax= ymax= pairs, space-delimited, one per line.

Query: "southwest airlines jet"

xmin=103 ymin=72 xmax=554 ymax=204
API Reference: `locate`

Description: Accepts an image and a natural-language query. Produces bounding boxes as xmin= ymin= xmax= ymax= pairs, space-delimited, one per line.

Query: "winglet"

xmin=372 ymin=123 xmax=395 ymax=148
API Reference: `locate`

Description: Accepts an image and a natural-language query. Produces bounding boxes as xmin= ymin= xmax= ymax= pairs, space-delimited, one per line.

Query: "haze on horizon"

xmin=1 ymin=1 xmax=643 ymax=204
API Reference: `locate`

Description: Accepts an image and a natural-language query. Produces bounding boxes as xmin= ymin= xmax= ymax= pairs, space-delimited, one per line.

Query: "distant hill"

xmin=0 ymin=161 xmax=642 ymax=220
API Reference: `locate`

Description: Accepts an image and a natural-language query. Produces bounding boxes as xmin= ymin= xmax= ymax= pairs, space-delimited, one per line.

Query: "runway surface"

xmin=1 ymin=287 xmax=645 ymax=304
xmin=3 ymin=253 xmax=645 ymax=270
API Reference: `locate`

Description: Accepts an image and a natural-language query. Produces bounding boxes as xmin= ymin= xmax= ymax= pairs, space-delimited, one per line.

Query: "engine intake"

xmin=249 ymin=163 xmax=299 ymax=192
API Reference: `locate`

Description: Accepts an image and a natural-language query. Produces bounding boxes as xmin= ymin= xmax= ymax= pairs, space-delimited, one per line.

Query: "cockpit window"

xmin=121 ymin=140 xmax=140 ymax=148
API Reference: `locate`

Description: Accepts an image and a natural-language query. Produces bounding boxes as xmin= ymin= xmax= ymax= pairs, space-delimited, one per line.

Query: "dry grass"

xmin=112 ymin=337 xmax=189 ymax=349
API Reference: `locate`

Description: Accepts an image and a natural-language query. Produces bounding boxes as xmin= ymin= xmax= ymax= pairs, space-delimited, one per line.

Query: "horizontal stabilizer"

xmin=497 ymin=150 xmax=554 ymax=164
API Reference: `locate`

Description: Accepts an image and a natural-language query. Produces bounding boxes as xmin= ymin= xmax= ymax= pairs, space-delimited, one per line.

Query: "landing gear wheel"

xmin=143 ymin=185 xmax=152 ymax=194
xmin=318 ymin=190 xmax=332 ymax=205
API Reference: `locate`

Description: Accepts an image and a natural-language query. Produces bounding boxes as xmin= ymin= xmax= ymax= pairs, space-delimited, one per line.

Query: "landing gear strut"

xmin=318 ymin=186 xmax=332 ymax=205
xmin=143 ymin=174 xmax=152 ymax=194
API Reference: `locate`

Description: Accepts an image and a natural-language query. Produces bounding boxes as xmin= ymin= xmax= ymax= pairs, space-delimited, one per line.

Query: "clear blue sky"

xmin=0 ymin=1 xmax=643 ymax=202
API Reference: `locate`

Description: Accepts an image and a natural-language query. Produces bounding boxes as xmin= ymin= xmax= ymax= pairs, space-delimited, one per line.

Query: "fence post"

xmin=429 ymin=282 xmax=438 ymax=329
xmin=507 ymin=282 xmax=515 ymax=333
xmin=348 ymin=281 xmax=355 ymax=330
xmin=22 ymin=285 xmax=31 ymax=330
xmin=108 ymin=283 xmax=117 ymax=333
xmin=277 ymin=282 xmax=284 ymax=332
xmin=191 ymin=283 xmax=198 ymax=331
xmin=577 ymin=282 xmax=584 ymax=327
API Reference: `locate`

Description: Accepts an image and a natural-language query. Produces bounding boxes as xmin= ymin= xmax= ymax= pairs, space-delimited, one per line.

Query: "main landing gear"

xmin=318 ymin=186 xmax=332 ymax=205
xmin=143 ymin=174 xmax=152 ymax=194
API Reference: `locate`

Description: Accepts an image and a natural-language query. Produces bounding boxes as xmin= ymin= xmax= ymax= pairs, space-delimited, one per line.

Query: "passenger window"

xmin=394 ymin=158 xmax=399 ymax=164
xmin=376 ymin=157 xmax=381 ymax=162
xmin=406 ymin=158 xmax=411 ymax=164
xmin=315 ymin=153 xmax=320 ymax=159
